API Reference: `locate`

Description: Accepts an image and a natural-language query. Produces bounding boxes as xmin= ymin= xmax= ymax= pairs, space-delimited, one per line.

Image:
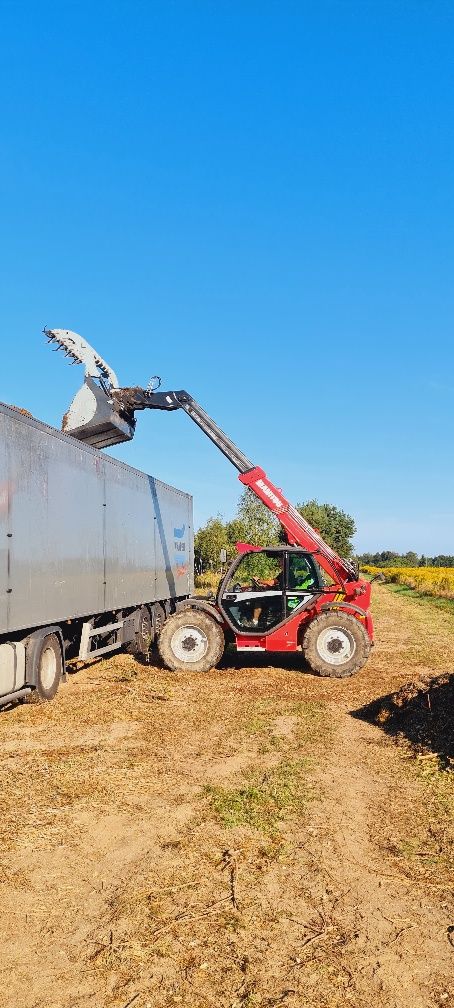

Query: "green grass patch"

xmin=386 ymin=751 xmax=454 ymax=880
xmin=204 ymin=759 xmax=313 ymax=834
xmin=241 ymin=701 xmax=331 ymax=759
xmin=396 ymin=836 xmax=445 ymax=868
xmin=292 ymin=700 xmax=330 ymax=725
xmin=244 ymin=715 xmax=269 ymax=735
xmin=244 ymin=700 xmax=329 ymax=736
xmin=412 ymin=753 xmax=454 ymax=810
xmin=382 ymin=581 xmax=454 ymax=617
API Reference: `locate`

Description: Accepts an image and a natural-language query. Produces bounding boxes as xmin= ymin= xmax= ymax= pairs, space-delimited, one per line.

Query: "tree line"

xmin=194 ymin=491 xmax=356 ymax=572
xmin=358 ymin=551 xmax=454 ymax=568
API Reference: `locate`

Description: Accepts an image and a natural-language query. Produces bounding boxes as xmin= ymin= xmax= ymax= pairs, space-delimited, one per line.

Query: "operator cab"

xmin=219 ymin=547 xmax=323 ymax=635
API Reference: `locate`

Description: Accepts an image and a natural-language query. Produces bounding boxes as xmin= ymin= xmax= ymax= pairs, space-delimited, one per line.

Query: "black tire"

xmin=303 ymin=611 xmax=370 ymax=678
xmin=27 ymin=634 xmax=62 ymax=703
xmin=127 ymin=605 xmax=153 ymax=657
xmin=152 ymin=602 xmax=166 ymax=636
xmin=158 ymin=609 xmax=225 ymax=673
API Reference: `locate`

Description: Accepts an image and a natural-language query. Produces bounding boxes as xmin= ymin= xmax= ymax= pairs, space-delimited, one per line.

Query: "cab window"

xmin=225 ymin=552 xmax=283 ymax=592
xmin=287 ymin=554 xmax=319 ymax=592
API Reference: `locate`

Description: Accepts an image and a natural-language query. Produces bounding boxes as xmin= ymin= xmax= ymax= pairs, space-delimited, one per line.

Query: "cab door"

xmin=220 ymin=551 xmax=285 ymax=634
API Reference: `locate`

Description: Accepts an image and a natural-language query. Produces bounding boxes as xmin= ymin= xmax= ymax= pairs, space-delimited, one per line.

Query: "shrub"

xmin=194 ymin=571 xmax=223 ymax=591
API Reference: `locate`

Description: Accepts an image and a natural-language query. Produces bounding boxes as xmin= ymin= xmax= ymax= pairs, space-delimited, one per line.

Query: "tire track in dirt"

xmin=307 ymin=704 xmax=453 ymax=1007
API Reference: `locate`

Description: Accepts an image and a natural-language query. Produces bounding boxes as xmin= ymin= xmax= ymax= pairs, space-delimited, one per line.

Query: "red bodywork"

xmin=233 ymin=589 xmax=373 ymax=654
xmin=215 ymin=466 xmax=373 ymax=652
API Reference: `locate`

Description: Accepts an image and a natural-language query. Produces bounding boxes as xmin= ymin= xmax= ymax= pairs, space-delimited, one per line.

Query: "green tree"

xmin=235 ymin=489 xmax=279 ymax=546
xmin=294 ymin=500 xmax=356 ymax=558
xmin=225 ymin=518 xmax=248 ymax=552
xmin=194 ymin=494 xmax=357 ymax=573
xmin=194 ymin=517 xmax=229 ymax=572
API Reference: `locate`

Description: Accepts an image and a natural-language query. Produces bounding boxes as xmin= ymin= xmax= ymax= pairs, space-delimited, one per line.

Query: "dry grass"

xmin=0 ymin=586 xmax=452 ymax=1008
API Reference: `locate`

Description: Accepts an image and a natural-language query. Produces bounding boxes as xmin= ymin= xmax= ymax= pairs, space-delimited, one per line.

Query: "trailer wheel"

xmin=158 ymin=609 xmax=224 ymax=673
xmin=28 ymin=634 xmax=63 ymax=702
xmin=127 ymin=605 xmax=153 ymax=657
xmin=303 ymin=612 xmax=370 ymax=678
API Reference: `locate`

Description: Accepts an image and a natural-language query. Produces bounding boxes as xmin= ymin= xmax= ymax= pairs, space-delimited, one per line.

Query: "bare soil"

xmin=0 ymin=585 xmax=452 ymax=1008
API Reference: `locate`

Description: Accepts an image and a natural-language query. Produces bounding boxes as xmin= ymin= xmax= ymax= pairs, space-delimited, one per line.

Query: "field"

xmin=363 ymin=565 xmax=454 ymax=599
xmin=0 ymin=584 xmax=452 ymax=1008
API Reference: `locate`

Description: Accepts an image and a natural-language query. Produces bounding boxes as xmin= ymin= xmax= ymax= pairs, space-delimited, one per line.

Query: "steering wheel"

xmin=232 ymin=578 xmax=266 ymax=592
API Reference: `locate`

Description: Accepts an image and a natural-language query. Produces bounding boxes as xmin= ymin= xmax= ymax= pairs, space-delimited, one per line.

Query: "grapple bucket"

xmin=45 ymin=328 xmax=136 ymax=449
xmin=62 ymin=376 xmax=136 ymax=448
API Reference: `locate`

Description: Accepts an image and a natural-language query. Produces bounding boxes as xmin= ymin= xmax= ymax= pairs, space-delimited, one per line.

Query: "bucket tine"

xmin=43 ymin=328 xmax=120 ymax=388
xmin=43 ymin=328 xmax=135 ymax=448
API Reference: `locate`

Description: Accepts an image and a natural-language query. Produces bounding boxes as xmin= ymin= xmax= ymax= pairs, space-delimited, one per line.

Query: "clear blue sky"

xmin=1 ymin=1 xmax=453 ymax=554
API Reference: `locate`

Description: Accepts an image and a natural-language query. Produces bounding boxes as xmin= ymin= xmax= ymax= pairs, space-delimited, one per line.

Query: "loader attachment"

xmin=45 ymin=329 xmax=136 ymax=448
xmin=62 ymin=374 xmax=136 ymax=448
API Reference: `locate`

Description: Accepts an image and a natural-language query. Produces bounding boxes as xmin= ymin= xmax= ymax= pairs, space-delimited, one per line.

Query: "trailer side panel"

xmin=0 ymin=432 xmax=8 ymax=632
xmin=5 ymin=410 xmax=105 ymax=631
xmin=0 ymin=404 xmax=192 ymax=635
xmin=152 ymin=478 xmax=194 ymax=602
xmin=104 ymin=461 xmax=156 ymax=609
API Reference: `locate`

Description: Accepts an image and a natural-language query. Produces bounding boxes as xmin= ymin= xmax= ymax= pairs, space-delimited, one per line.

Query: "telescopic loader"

xmin=46 ymin=329 xmax=373 ymax=679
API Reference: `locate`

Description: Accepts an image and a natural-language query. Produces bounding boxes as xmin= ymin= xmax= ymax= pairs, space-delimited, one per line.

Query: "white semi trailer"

xmin=0 ymin=401 xmax=193 ymax=706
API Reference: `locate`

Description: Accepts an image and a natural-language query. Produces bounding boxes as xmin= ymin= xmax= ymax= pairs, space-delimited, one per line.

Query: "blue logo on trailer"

xmin=174 ymin=524 xmax=188 ymax=575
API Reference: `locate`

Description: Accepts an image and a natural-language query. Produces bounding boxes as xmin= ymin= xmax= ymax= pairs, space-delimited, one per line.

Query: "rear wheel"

xmin=28 ymin=634 xmax=62 ymax=702
xmin=127 ymin=605 xmax=153 ymax=657
xmin=158 ymin=609 xmax=224 ymax=673
xmin=303 ymin=611 xmax=370 ymax=678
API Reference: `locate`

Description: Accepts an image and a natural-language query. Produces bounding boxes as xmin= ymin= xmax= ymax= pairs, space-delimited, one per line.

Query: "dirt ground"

xmin=0 ymin=585 xmax=452 ymax=1008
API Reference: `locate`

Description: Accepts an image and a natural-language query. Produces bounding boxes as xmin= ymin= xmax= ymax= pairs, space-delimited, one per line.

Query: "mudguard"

xmin=25 ymin=626 xmax=66 ymax=685
xmin=175 ymin=598 xmax=225 ymax=626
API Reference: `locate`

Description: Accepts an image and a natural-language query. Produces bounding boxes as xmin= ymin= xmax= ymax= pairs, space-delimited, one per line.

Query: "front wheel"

xmin=303 ymin=611 xmax=370 ymax=678
xmin=27 ymin=633 xmax=63 ymax=702
xmin=158 ymin=609 xmax=224 ymax=673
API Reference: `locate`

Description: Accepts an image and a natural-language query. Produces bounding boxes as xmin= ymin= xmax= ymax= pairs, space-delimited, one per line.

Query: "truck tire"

xmin=158 ymin=609 xmax=224 ymax=673
xmin=303 ymin=611 xmax=370 ymax=678
xmin=27 ymin=633 xmax=63 ymax=702
xmin=127 ymin=605 xmax=153 ymax=657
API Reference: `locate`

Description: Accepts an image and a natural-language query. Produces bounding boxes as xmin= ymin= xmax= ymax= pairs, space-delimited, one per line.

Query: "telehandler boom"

xmin=46 ymin=328 xmax=373 ymax=678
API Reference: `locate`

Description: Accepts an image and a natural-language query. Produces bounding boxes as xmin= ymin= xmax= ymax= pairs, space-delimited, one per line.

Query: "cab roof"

xmin=235 ymin=542 xmax=313 ymax=554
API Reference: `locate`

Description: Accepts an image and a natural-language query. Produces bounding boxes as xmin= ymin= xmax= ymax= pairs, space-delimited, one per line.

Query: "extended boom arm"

xmin=45 ymin=329 xmax=360 ymax=590
xmin=111 ymin=387 xmax=358 ymax=587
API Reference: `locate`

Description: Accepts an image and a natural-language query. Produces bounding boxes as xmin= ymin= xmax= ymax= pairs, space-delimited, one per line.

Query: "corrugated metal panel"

xmin=6 ymin=415 xmax=105 ymax=629
xmin=0 ymin=428 xmax=8 ymax=631
xmin=152 ymin=479 xmax=193 ymax=601
xmin=104 ymin=462 xmax=156 ymax=609
xmin=0 ymin=403 xmax=193 ymax=635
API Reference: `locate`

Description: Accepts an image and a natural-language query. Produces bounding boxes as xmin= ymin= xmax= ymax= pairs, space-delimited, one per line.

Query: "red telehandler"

xmin=46 ymin=329 xmax=373 ymax=678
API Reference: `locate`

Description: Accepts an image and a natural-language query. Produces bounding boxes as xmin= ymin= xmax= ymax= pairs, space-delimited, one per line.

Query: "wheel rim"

xmin=170 ymin=625 xmax=209 ymax=663
xmin=316 ymin=626 xmax=356 ymax=666
xmin=40 ymin=646 xmax=57 ymax=689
